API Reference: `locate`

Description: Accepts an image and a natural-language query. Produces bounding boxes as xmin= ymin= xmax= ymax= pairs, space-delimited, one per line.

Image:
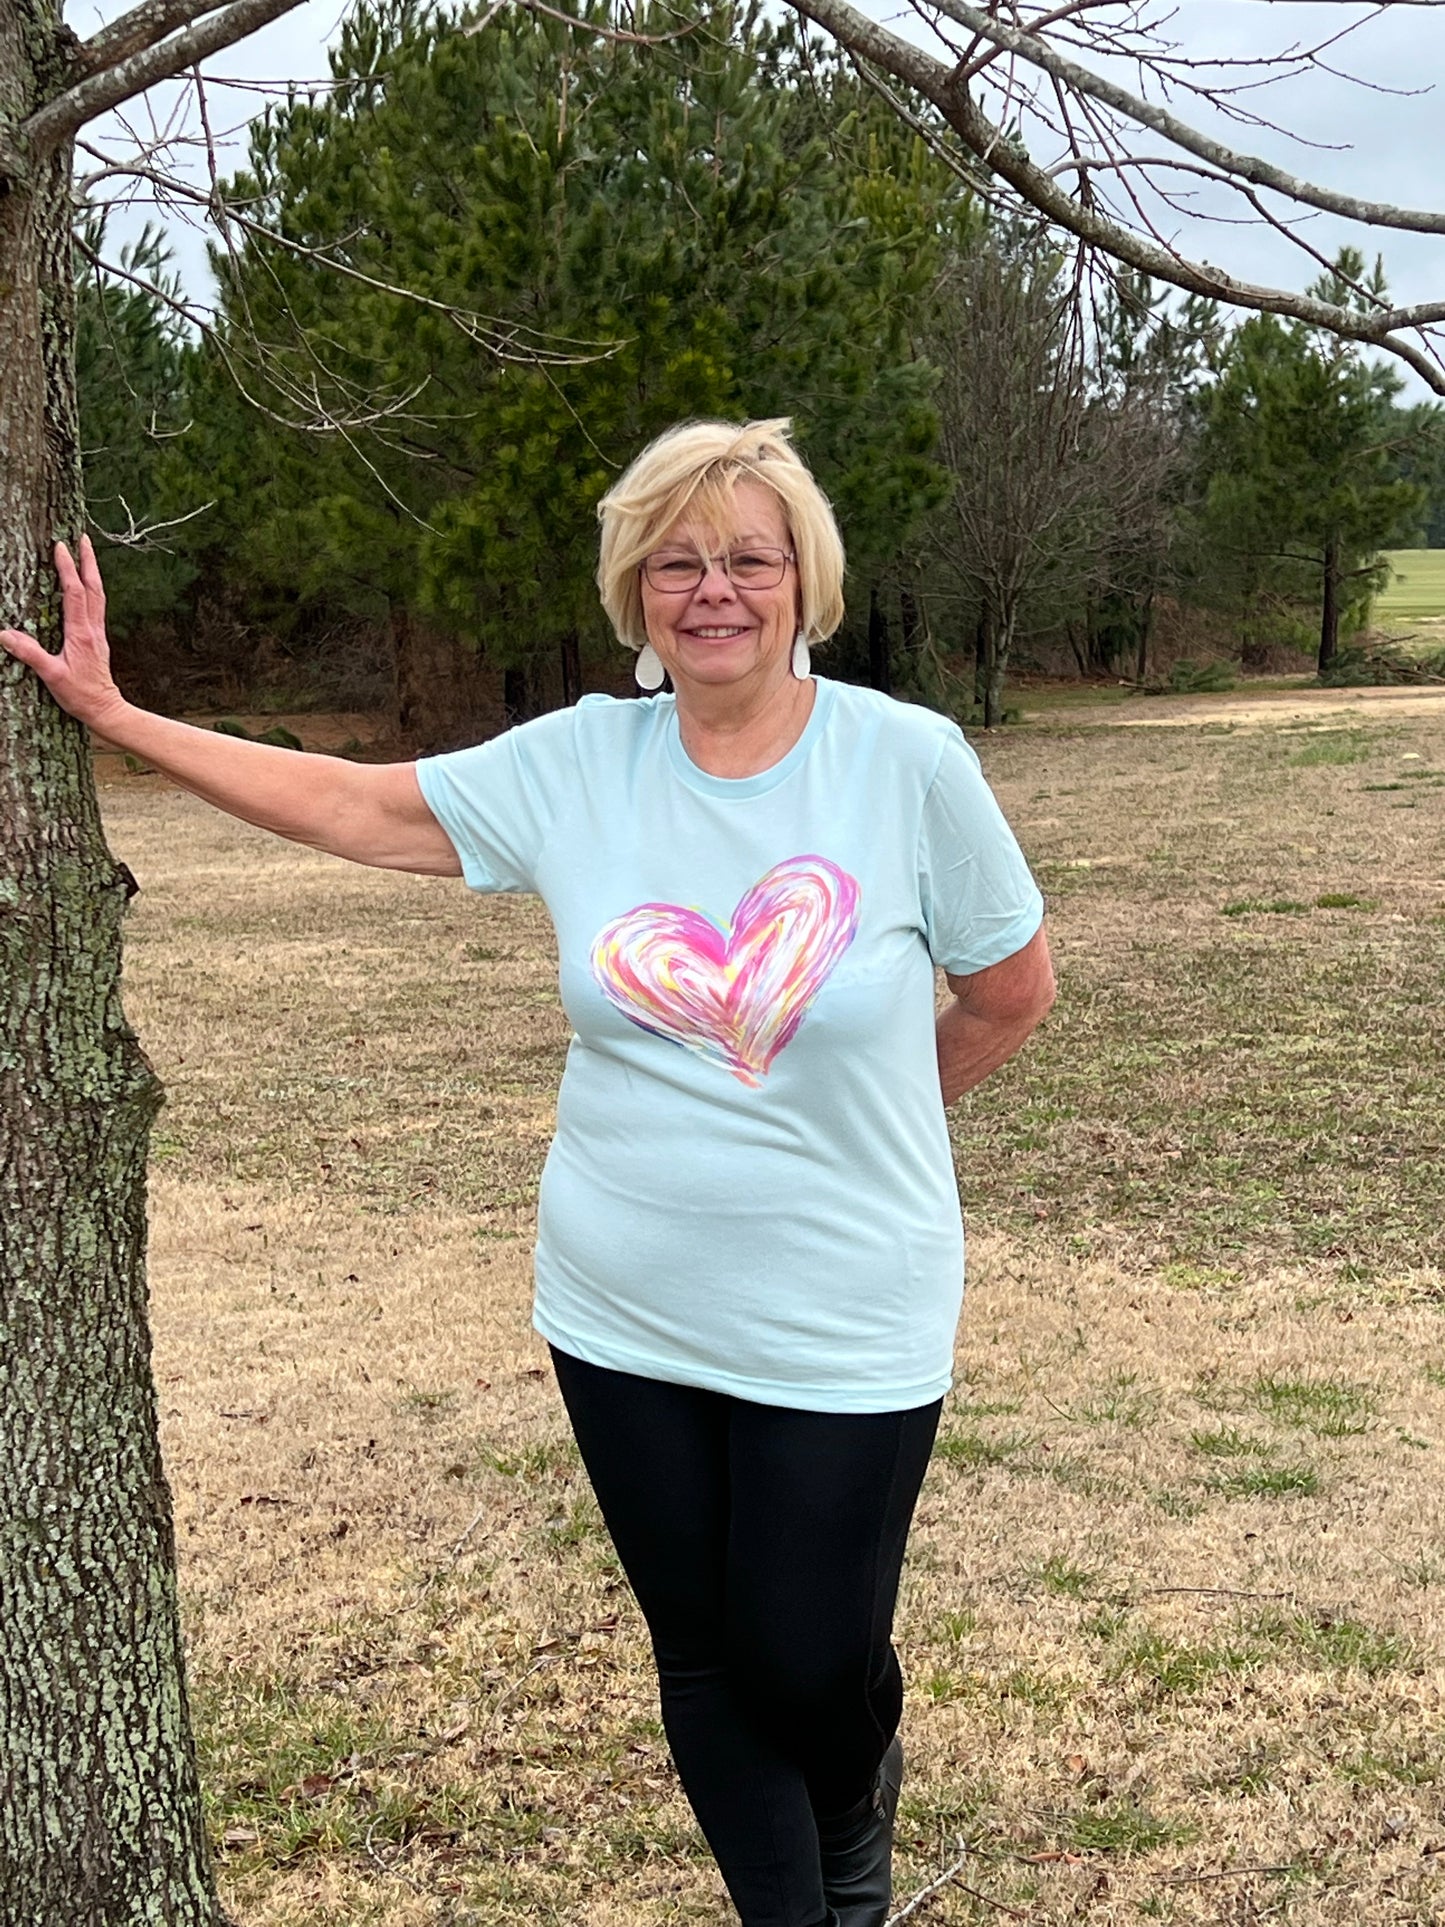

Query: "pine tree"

xmin=168 ymin=0 xmax=952 ymax=741
xmin=1195 ymin=255 xmax=1427 ymax=673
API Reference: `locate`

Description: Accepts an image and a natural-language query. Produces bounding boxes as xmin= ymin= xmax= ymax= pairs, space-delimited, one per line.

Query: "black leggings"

xmin=549 ymin=1346 xmax=942 ymax=1927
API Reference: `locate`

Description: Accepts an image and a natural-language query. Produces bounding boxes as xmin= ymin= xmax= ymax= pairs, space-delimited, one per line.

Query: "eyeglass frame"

xmin=639 ymin=546 xmax=797 ymax=593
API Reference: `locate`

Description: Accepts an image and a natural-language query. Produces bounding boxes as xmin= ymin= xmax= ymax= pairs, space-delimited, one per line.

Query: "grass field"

xmin=100 ymin=697 xmax=1445 ymax=1926
xmin=1376 ymin=550 xmax=1445 ymax=631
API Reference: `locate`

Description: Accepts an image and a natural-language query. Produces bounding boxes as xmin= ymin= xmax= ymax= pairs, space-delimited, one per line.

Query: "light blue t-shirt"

xmin=416 ymin=677 xmax=1043 ymax=1413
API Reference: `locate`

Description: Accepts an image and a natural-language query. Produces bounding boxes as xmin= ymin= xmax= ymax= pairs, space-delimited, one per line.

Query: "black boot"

xmin=818 ymin=1736 xmax=904 ymax=1927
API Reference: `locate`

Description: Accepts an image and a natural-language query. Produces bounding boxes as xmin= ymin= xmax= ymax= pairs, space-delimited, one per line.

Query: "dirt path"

xmin=1034 ymin=680 xmax=1445 ymax=728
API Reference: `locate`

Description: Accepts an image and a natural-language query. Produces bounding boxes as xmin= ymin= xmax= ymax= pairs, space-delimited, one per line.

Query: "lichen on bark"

xmin=0 ymin=1 xmax=224 ymax=1917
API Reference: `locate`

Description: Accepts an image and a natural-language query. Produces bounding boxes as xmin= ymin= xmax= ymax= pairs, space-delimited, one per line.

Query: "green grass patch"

xmin=1209 ymin=1462 xmax=1321 ymax=1499
xmin=923 ymin=1668 xmax=973 ymax=1703
xmin=1025 ymin=1554 xmax=1098 ymax=1599
xmin=936 ymin=1606 xmax=979 ymax=1642
xmin=1113 ymin=1630 xmax=1258 ymax=1696
xmin=1058 ymin=1798 xmax=1192 ymax=1856
xmin=950 ymin=1394 xmax=1024 ymax=1419
xmin=1289 ymin=735 xmax=1374 ymax=767
xmin=1249 ymin=1609 xmax=1412 ymax=1676
xmin=1336 ymin=1748 xmax=1441 ymax=1789
xmin=1068 ymin=1371 xmax=1158 ymax=1428
xmin=933 ymin=1429 xmax=1030 ymax=1469
xmin=485 ymin=1438 xmax=581 ymax=1481
xmin=1247 ymin=1373 xmax=1379 ymax=1436
xmin=1221 ymin=898 xmax=1310 ymax=917
xmin=1161 ymin=1263 xmax=1240 ymax=1292
xmin=1190 ymin=1425 xmax=1273 ymax=1459
xmin=395 ymin=1385 xmax=460 ymax=1419
xmin=1000 ymin=1666 xmax=1076 ymax=1709
xmin=1376 ymin=548 xmax=1445 ymax=620
xmin=196 ymin=1674 xmax=485 ymax=1868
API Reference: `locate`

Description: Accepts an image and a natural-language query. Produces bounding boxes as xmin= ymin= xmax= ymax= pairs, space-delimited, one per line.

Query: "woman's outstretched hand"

xmin=0 ymin=534 xmax=126 ymax=731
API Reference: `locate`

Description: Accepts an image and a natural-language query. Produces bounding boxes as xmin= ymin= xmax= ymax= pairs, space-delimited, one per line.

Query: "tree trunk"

xmin=982 ymin=608 xmax=1013 ymax=728
xmin=1134 ymin=591 xmax=1154 ymax=685
xmin=0 ymin=6 xmax=223 ymax=1919
xmin=899 ymin=589 xmax=922 ymax=661
xmin=973 ymin=607 xmax=987 ymax=710
xmin=1318 ymin=531 xmax=1341 ymax=676
xmin=503 ymin=664 xmax=533 ymax=727
xmin=867 ymin=586 xmax=891 ymax=695
xmin=558 ymin=628 xmax=582 ymax=707
xmin=391 ymin=603 xmax=488 ymax=751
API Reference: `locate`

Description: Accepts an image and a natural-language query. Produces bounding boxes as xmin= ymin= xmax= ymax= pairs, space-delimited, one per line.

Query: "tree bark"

xmin=391 ymin=602 xmax=491 ymax=751
xmin=867 ymin=585 xmax=891 ymax=695
xmin=982 ymin=607 xmax=1012 ymax=728
xmin=503 ymin=663 xmax=533 ymax=727
xmin=899 ymin=588 xmax=922 ymax=662
xmin=0 ymin=2 xmax=223 ymax=1919
xmin=973 ymin=607 xmax=987 ymax=711
xmin=1318 ymin=530 xmax=1341 ymax=675
xmin=1134 ymin=591 xmax=1154 ymax=685
xmin=558 ymin=627 xmax=582 ymax=708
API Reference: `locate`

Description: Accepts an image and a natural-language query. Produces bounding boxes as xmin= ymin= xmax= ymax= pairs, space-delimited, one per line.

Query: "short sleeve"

xmin=414 ymin=706 xmax=579 ymax=893
xmin=918 ymin=726 xmax=1045 ymax=973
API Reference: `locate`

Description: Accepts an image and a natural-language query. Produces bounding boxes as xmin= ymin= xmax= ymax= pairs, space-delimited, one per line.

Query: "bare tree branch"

xmin=67 ymin=0 xmax=236 ymax=87
xmin=923 ymin=0 xmax=1445 ymax=235
xmin=20 ymin=0 xmax=309 ymax=160
xmin=788 ymin=0 xmax=1445 ymax=394
xmin=74 ymin=148 xmax=624 ymax=365
xmin=90 ymin=494 xmax=218 ymax=550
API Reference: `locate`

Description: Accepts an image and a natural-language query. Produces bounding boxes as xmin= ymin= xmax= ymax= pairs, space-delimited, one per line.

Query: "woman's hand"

xmin=3 ymin=533 xmax=460 ymax=875
xmin=937 ymin=924 xmax=1056 ymax=1105
xmin=0 ymin=534 xmax=126 ymax=731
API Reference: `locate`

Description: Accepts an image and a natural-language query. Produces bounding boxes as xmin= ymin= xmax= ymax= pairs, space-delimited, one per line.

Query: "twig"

xmin=1157 ymin=1864 xmax=1297 ymax=1886
xmin=952 ymin=1877 xmax=1031 ymax=1919
xmin=1138 ymin=1586 xmax=1292 ymax=1600
xmin=487 ymin=1650 xmax=562 ymax=1725
xmin=888 ymin=1837 xmax=974 ymax=1923
xmin=444 ymin=1502 xmax=488 ymax=1569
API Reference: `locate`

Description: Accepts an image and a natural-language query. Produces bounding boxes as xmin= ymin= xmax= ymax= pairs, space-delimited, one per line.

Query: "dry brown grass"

xmin=99 ymin=695 xmax=1445 ymax=1927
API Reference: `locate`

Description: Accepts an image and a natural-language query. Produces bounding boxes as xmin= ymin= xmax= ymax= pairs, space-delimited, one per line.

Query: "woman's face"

xmin=639 ymin=479 xmax=801 ymax=697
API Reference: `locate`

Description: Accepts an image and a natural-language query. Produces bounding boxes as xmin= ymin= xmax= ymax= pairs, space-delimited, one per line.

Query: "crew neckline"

xmin=664 ymin=676 xmax=837 ymax=799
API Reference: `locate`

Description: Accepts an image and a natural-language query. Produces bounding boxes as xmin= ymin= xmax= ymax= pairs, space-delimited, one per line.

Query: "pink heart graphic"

xmin=590 ymin=856 xmax=861 ymax=1086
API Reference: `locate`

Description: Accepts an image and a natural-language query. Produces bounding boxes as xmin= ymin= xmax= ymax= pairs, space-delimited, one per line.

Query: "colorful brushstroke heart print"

xmin=589 ymin=855 xmax=862 ymax=1087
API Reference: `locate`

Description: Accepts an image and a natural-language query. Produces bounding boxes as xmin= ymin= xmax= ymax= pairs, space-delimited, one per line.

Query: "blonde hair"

xmin=596 ymin=418 xmax=846 ymax=653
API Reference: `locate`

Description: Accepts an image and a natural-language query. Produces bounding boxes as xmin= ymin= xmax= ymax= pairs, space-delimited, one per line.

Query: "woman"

xmin=1 ymin=417 xmax=1053 ymax=1927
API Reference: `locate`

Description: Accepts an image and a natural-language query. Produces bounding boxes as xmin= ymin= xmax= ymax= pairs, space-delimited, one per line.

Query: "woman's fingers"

xmin=0 ymin=624 xmax=44 ymax=669
xmin=78 ymin=533 xmax=105 ymax=605
xmin=56 ymin=540 xmax=94 ymax=636
xmin=0 ymin=534 xmax=118 ymax=720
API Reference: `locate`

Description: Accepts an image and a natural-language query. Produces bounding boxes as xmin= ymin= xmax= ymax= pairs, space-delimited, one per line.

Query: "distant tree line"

xmin=79 ymin=0 xmax=1445 ymax=745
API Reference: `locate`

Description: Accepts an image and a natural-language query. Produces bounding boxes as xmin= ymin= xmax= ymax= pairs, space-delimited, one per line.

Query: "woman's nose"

xmin=695 ymin=559 xmax=736 ymax=598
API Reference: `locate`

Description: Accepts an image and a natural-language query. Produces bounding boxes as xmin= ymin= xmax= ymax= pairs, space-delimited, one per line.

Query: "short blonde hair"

xmin=596 ymin=418 xmax=846 ymax=653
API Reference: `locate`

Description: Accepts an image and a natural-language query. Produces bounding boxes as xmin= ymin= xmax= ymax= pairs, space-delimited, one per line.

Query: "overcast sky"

xmin=73 ymin=0 xmax=1445 ymax=395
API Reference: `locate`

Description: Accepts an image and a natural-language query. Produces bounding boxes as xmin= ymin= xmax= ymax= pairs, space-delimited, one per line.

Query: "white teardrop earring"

xmin=635 ymin=642 xmax=665 ymax=691
xmin=791 ymin=633 xmax=811 ymax=680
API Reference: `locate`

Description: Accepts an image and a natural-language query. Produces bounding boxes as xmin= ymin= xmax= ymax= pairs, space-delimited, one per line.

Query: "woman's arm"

xmin=1 ymin=537 xmax=460 ymax=876
xmin=936 ymin=923 xmax=1055 ymax=1106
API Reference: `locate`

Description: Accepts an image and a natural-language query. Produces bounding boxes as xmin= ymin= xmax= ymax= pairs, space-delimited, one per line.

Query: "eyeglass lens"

xmin=644 ymin=548 xmax=791 ymax=590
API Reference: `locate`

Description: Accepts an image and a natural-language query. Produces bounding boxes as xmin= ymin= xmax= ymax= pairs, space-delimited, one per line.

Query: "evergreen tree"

xmin=168 ymin=0 xmax=952 ymax=741
xmin=1194 ymin=254 xmax=1427 ymax=673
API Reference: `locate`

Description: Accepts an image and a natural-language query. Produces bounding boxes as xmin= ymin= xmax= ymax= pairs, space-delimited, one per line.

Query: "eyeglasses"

xmin=641 ymin=547 xmax=795 ymax=593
